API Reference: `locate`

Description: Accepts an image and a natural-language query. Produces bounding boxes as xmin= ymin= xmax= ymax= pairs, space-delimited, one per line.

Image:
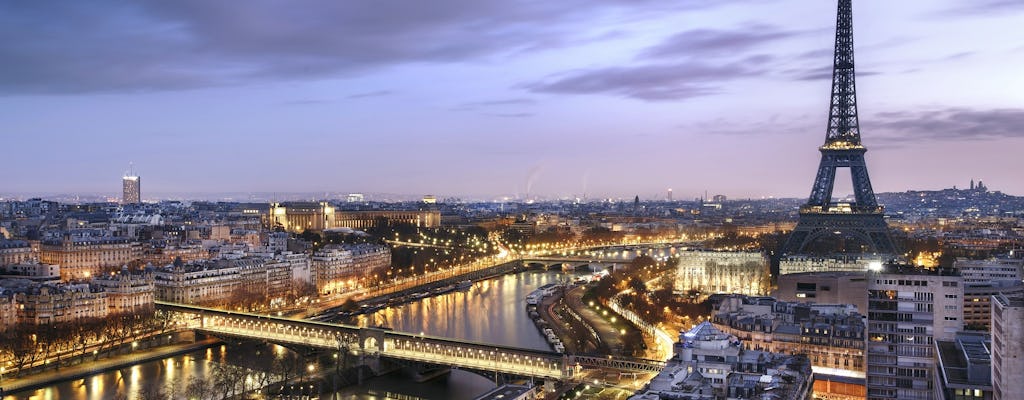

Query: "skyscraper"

xmin=122 ymin=172 xmax=141 ymax=204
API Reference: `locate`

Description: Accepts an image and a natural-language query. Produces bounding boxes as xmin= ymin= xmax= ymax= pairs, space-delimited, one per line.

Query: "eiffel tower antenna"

xmin=783 ymin=0 xmax=896 ymax=256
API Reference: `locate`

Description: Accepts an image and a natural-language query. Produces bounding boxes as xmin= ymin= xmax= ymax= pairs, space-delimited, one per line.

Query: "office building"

xmin=955 ymin=258 xmax=1024 ymax=331
xmin=865 ymin=266 xmax=964 ymax=400
xmin=955 ymin=258 xmax=1023 ymax=284
xmin=991 ymin=294 xmax=1024 ymax=400
xmin=122 ymin=174 xmax=141 ymax=204
xmin=963 ymin=282 xmax=1024 ymax=331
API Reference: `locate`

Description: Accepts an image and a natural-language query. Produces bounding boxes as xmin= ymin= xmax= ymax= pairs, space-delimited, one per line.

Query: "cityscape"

xmin=2 ymin=1 xmax=1023 ymax=400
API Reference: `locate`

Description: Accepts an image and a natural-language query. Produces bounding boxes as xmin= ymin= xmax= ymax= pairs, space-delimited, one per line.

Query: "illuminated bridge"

xmin=156 ymin=302 xmax=665 ymax=381
xmin=519 ymin=257 xmax=625 ymax=270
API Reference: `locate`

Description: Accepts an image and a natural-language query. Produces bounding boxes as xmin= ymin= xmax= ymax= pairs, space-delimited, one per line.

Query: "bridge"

xmin=156 ymin=302 xmax=666 ymax=382
xmin=520 ymin=256 xmax=621 ymax=271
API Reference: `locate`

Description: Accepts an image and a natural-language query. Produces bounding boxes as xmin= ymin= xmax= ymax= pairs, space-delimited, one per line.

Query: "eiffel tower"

xmin=783 ymin=0 xmax=896 ymax=255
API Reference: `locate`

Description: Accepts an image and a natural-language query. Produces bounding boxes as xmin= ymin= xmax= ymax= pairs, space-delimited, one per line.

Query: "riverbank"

xmin=314 ymin=260 xmax=528 ymax=321
xmin=0 ymin=337 xmax=221 ymax=397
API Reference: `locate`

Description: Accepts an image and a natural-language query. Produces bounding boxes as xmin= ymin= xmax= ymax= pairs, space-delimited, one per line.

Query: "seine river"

xmin=4 ymin=270 xmax=577 ymax=400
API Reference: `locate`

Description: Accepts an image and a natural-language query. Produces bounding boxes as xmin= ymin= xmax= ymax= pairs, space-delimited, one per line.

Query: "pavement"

xmin=0 ymin=338 xmax=221 ymax=397
xmin=538 ymin=287 xmax=600 ymax=354
xmin=563 ymin=286 xmax=631 ymax=355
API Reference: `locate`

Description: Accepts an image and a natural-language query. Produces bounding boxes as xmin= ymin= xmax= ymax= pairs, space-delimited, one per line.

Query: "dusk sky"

xmin=2 ymin=0 xmax=1023 ymax=200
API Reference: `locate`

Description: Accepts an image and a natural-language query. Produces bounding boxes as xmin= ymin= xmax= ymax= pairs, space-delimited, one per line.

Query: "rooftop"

xmin=935 ymin=332 xmax=992 ymax=389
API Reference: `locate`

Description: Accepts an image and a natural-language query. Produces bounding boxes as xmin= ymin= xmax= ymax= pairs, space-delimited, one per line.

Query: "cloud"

xmin=346 ymin=90 xmax=393 ymax=99
xmin=934 ymin=0 xmax=1024 ymax=16
xmin=868 ymin=108 xmax=1024 ymax=143
xmin=787 ymin=65 xmax=880 ymax=81
xmin=639 ymin=24 xmax=803 ymax=59
xmin=281 ymin=99 xmax=332 ymax=106
xmin=0 ymin=0 xmax=752 ymax=95
xmin=524 ymin=58 xmax=766 ymax=101
xmin=485 ymin=112 xmax=534 ymax=118
xmin=527 ymin=22 xmax=811 ymax=102
xmin=451 ymin=98 xmax=537 ymax=117
xmin=458 ymin=98 xmax=537 ymax=108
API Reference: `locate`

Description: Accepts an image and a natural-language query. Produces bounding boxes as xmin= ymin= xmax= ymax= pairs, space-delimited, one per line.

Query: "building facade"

xmin=267 ymin=202 xmax=441 ymax=233
xmin=311 ymin=243 xmax=389 ymax=295
xmin=311 ymin=245 xmax=353 ymax=295
xmin=333 ymin=210 xmax=440 ymax=230
xmin=774 ymin=271 xmax=869 ymax=313
xmin=0 ymin=292 xmax=16 ymax=330
xmin=954 ymin=258 xmax=1024 ymax=331
xmin=39 ymin=237 xmax=143 ymax=280
xmin=866 ymin=267 xmax=964 ymax=400
xmin=13 ymin=283 xmax=108 ymax=325
xmin=675 ymin=251 xmax=770 ymax=298
xmin=122 ymin=175 xmax=141 ymax=204
xmin=954 ymin=258 xmax=1023 ymax=284
xmin=92 ymin=270 xmax=155 ymax=314
xmin=0 ymin=239 xmax=36 ymax=265
xmin=780 ymin=254 xmax=882 ymax=276
xmin=268 ymin=202 xmax=335 ymax=233
xmin=0 ymin=263 xmax=61 ymax=282
xmin=712 ymin=295 xmax=866 ymax=400
xmin=634 ymin=321 xmax=814 ymax=399
xmin=153 ymin=260 xmax=264 ymax=305
xmin=348 ymin=243 xmax=391 ymax=278
xmin=963 ymin=282 xmax=1024 ymax=331
xmin=991 ymin=294 xmax=1024 ymax=400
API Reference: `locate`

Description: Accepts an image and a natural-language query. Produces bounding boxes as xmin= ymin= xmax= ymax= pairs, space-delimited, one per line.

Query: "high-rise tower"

xmin=122 ymin=164 xmax=141 ymax=204
xmin=783 ymin=0 xmax=896 ymax=255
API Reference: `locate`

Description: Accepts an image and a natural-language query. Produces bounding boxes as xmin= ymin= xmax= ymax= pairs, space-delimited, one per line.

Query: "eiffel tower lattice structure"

xmin=783 ymin=0 xmax=897 ymax=255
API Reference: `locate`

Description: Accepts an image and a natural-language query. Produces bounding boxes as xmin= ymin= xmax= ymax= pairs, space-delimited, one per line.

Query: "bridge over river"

xmin=157 ymin=301 xmax=666 ymax=383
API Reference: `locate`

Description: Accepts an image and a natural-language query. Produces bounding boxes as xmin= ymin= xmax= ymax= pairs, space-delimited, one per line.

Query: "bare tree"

xmin=0 ymin=323 xmax=36 ymax=376
xmin=184 ymin=376 xmax=214 ymax=400
xmin=138 ymin=382 xmax=170 ymax=400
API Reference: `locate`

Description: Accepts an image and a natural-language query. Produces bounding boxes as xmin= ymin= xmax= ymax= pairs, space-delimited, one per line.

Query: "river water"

xmin=4 ymin=270 xmax=576 ymax=400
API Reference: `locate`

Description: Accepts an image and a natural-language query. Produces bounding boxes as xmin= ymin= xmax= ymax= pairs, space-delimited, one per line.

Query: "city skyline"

xmin=3 ymin=1 xmax=1023 ymax=199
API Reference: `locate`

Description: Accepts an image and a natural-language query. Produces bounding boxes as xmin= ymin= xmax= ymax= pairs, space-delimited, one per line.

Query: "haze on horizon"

xmin=2 ymin=0 xmax=1023 ymax=200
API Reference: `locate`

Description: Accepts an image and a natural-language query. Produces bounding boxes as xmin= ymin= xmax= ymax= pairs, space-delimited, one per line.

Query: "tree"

xmin=184 ymin=376 xmax=214 ymax=400
xmin=0 ymin=323 xmax=37 ymax=376
xmin=627 ymin=277 xmax=647 ymax=294
xmin=138 ymin=383 xmax=170 ymax=400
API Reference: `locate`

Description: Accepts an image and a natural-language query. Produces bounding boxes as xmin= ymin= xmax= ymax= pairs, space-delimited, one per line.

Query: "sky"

xmin=1 ymin=0 xmax=1023 ymax=201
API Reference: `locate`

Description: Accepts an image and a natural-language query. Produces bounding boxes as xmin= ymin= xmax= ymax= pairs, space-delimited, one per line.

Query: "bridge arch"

xmin=359 ymin=328 xmax=387 ymax=355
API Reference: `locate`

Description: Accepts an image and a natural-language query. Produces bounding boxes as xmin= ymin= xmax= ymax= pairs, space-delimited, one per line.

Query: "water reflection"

xmin=3 ymin=271 xmax=573 ymax=400
xmin=355 ymin=270 xmax=571 ymax=351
